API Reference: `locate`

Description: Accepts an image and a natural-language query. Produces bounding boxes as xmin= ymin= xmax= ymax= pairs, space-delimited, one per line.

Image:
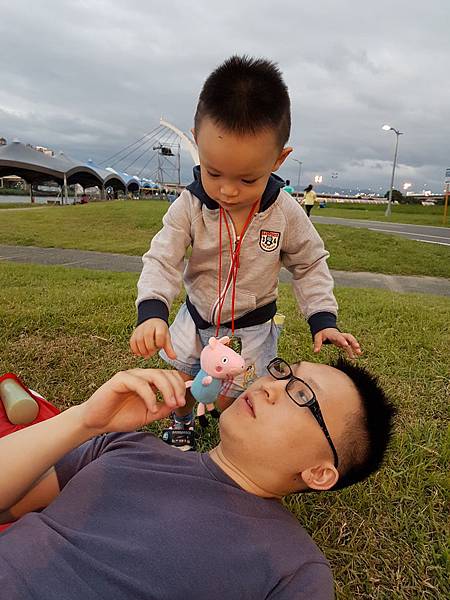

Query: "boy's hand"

xmin=79 ymin=368 xmax=186 ymax=435
xmin=313 ymin=328 xmax=362 ymax=359
xmin=130 ymin=318 xmax=177 ymax=359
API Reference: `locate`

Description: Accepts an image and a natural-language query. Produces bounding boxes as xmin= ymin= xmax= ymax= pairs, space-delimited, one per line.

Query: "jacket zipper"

xmin=210 ymin=219 xmax=238 ymax=325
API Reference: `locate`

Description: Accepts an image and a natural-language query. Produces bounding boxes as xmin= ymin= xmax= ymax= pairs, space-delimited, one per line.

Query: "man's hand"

xmin=313 ymin=328 xmax=362 ymax=359
xmin=130 ymin=318 xmax=176 ymax=359
xmin=79 ymin=369 xmax=186 ymax=435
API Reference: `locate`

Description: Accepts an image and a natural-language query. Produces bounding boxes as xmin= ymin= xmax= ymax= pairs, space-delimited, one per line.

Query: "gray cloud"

xmin=0 ymin=0 xmax=449 ymax=192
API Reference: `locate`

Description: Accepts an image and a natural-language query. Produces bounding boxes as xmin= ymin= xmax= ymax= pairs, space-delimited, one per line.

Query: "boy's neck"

xmin=226 ymin=200 xmax=260 ymax=236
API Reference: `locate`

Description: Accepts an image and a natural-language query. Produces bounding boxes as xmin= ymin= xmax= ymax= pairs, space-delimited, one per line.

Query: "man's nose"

xmin=219 ymin=184 xmax=239 ymax=198
xmin=260 ymin=380 xmax=280 ymax=405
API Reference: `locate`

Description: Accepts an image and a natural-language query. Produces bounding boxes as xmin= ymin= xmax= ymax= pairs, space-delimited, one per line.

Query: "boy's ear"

xmin=272 ymin=146 xmax=293 ymax=171
xmin=191 ymin=127 xmax=197 ymax=144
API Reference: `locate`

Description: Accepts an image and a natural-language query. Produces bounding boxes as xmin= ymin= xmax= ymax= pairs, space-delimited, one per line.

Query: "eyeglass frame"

xmin=266 ymin=357 xmax=339 ymax=468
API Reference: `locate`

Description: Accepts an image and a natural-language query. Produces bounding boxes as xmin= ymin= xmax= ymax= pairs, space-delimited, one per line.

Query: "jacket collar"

xmin=186 ymin=166 xmax=284 ymax=212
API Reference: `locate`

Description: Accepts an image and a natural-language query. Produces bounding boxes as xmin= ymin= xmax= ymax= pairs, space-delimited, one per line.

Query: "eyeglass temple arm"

xmin=308 ymin=403 xmax=339 ymax=468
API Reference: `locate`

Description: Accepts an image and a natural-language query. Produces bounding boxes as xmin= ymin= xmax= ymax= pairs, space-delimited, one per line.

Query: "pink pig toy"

xmin=187 ymin=336 xmax=245 ymax=427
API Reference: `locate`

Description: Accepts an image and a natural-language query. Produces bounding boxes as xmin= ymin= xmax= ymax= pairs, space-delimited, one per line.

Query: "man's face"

xmin=218 ymin=361 xmax=362 ymax=495
xmin=194 ymin=117 xmax=291 ymax=215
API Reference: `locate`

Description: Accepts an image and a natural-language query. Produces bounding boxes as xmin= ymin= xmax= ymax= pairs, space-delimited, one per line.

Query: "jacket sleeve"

xmin=136 ymin=192 xmax=193 ymax=325
xmin=281 ymin=200 xmax=338 ymax=330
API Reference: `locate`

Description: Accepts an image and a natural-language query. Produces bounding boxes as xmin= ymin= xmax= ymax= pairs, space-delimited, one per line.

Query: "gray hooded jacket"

xmin=137 ymin=169 xmax=338 ymax=337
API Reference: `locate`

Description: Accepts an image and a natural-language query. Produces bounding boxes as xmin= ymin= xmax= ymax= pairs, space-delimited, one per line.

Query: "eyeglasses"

xmin=266 ymin=358 xmax=339 ymax=468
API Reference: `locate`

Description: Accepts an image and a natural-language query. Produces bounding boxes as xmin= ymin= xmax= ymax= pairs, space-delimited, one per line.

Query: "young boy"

xmin=130 ymin=56 xmax=361 ymax=450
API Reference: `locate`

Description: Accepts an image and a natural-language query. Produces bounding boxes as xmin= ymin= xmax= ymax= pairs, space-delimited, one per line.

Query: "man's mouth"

xmin=242 ymin=393 xmax=256 ymax=418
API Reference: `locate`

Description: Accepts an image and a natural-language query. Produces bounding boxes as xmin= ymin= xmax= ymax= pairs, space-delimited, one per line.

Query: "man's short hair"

xmin=194 ymin=55 xmax=291 ymax=147
xmin=330 ymin=358 xmax=396 ymax=491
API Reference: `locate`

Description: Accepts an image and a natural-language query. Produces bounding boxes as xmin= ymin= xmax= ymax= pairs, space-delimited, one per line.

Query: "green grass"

xmin=0 ymin=200 xmax=448 ymax=278
xmin=0 ymin=202 xmax=43 ymax=209
xmin=0 ymin=261 xmax=448 ymax=599
xmin=315 ymin=202 xmax=448 ymax=227
xmin=316 ymin=224 xmax=450 ymax=278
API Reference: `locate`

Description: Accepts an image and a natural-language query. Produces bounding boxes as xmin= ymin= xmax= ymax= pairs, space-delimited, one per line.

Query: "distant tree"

xmin=384 ymin=189 xmax=404 ymax=203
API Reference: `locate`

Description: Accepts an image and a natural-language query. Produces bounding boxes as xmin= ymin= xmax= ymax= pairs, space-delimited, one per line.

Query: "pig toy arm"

xmin=202 ymin=376 xmax=213 ymax=385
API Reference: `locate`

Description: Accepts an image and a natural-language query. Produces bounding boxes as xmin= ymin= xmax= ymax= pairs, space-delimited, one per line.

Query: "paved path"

xmin=1 ymin=245 xmax=449 ymax=297
xmin=311 ymin=215 xmax=450 ymax=246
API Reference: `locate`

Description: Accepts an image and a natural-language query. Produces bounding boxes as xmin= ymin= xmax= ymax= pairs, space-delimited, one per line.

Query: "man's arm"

xmin=0 ymin=368 xmax=185 ymax=516
xmin=0 ymin=406 xmax=93 ymax=514
xmin=0 ymin=467 xmax=59 ymax=524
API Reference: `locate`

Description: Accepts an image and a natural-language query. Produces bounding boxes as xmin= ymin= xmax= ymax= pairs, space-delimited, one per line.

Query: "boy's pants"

xmin=160 ymin=303 xmax=283 ymax=399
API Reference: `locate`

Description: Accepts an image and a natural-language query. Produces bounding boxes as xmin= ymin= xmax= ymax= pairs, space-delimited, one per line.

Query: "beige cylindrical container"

xmin=0 ymin=379 xmax=39 ymax=425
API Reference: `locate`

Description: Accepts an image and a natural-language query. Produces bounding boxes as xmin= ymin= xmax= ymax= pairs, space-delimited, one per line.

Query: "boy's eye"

xmin=242 ymin=179 xmax=257 ymax=185
xmin=207 ymin=171 xmax=220 ymax=178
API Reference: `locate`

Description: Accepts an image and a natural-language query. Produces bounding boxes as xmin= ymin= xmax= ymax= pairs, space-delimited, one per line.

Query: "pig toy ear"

xmin=217 ymin=336 xmax=230 ymax=346
xmin=208 ymin=337 xmax=218 ymax=348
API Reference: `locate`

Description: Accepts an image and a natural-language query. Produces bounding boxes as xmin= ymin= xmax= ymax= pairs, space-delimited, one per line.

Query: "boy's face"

xmin=193 ymin=117 xmax=292 ymax=215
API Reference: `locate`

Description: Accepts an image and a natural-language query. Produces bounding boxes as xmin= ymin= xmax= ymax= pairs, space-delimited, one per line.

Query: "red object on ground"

xmin=0 ymin=373 xmax=60 ymax=531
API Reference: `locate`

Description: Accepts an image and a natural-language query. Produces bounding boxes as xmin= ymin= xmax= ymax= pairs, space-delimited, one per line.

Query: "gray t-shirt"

xmin=0 ymin=432 xmax=333 ymax=599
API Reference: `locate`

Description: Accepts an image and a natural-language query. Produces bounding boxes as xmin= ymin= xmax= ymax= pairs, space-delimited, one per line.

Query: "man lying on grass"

xmin=0 ymin=358 xmax=395 ymax=600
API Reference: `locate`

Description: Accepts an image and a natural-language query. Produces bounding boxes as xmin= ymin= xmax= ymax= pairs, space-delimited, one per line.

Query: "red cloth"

xmin=0 ymin=373 xmax=60 ymax=531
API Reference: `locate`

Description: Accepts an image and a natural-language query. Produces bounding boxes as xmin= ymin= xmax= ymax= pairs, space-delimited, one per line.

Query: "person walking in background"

xmin=302 ymin=184 xmax=317 ymax=217
xmin=282 ymin=179 xmax=295 ymax=194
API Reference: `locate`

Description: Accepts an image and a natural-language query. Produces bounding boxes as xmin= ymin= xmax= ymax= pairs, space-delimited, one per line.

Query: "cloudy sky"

xmin=1 ymin=0 xmax=449 ymax=192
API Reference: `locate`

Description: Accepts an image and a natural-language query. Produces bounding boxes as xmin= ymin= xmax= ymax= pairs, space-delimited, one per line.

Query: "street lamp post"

xmin=291 ymin=159 xmax=303 ymax=188
xmin=382 ymin=124 xmax=403 ymax=217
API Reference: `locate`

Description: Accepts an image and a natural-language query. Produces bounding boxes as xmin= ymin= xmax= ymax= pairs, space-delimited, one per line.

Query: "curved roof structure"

xmin=0 ymin=142 xmax=141 ymax=192
xmin=0 ymin=141 xmax=68 ymax=184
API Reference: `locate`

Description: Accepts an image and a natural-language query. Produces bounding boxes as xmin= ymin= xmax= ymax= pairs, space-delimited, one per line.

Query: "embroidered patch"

xmin=259 ymin=230 xmax=281 ymax=252
xmin=243 ymin=364 xmax=257 ymax=387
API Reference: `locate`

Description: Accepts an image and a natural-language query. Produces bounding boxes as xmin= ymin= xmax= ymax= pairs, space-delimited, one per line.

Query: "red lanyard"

xmin=216 ymin=201 xmax=259 ymax=336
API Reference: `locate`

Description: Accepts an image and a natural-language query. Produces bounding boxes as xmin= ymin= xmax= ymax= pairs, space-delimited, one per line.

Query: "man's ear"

xmin=300 ymin=463 xmax=339 ymax=491
xmin=272 ymin=146 xmax=293 ymax=171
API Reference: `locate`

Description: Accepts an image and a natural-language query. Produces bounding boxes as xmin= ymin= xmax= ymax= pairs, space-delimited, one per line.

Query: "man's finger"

xmin=164 ymin=370 xmax=186 ymax=406
xmin=138 ymin=370 xmax=181 ymax=410
xmin=150 ymin=403 xmax=173 ymax=421
xmin=120 ymin=372 xmax=177 ymax=414
xmin=113 ymin=372 xmax=159 ymax=412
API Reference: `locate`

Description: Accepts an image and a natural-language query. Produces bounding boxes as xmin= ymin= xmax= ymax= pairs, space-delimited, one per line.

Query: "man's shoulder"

xmin=253 ymin=506 xmax=333 ymax=598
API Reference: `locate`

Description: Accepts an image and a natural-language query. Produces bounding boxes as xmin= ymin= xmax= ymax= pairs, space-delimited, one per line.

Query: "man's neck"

xmin=209 ymin=444 xmax=283 ymax=500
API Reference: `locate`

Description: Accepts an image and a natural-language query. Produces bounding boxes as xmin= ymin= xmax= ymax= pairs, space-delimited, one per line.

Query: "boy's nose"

xmin=219 ymin=184 xmax=239 ymax=198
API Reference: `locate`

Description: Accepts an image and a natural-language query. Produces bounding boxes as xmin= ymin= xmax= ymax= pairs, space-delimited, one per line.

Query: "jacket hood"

xmin=186 ymin=165 xmax=284 ymax=212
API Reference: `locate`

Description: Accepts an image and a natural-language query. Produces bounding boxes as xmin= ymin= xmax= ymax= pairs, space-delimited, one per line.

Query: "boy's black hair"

xmin=329 ymin=357 xmax=396 ymax=491
xmin=194 ymin=55 xmax=291 ymax=147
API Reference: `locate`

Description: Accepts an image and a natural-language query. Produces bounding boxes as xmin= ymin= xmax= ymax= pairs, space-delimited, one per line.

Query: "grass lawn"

xmin=0 ymin=261 xmax=448 ymax=599
xmin=314 ymin=202 xmax=448 ymax=227
xmin=0 ymin=203 xmax=43 ymax=209
xmin=0 ymin=200 xmax=449 ymax=278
